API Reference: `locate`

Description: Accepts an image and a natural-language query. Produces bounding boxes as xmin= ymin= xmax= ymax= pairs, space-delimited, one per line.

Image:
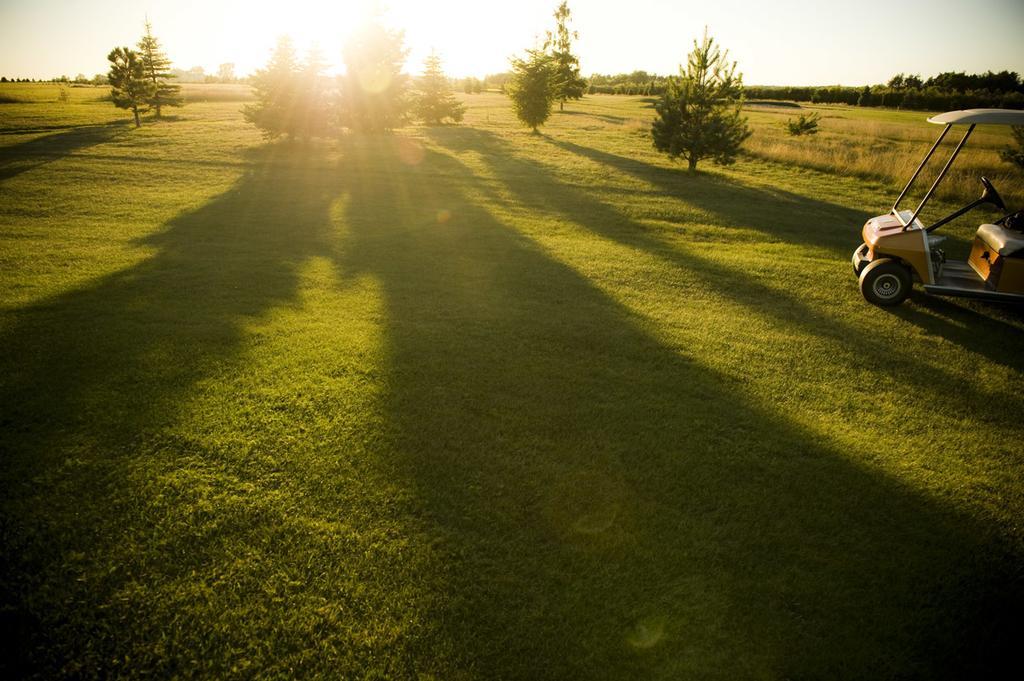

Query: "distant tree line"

xmin=745 ymin=71 xmax=1024 ymax=110
xmin=584 ymin=69 xmax=1024 ymax=111
xmin=483 ymin=72 xmax=513 ymax=91
xmin=1 ymin=75 xmax=107 ymax=84
xmin=587 ymin=71 xmax=670 ymax=95
xmin=168 ymin=64 xmax=240 ymax=84
xmin=460 ymin=77 xmax=486 ymax=94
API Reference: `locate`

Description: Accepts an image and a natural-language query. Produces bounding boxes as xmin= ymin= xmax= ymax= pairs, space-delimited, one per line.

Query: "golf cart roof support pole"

xmin=892 ymin=123 xmax=951 ymax=226
xmin=906 ymin=124 xmax=976 ymax=230
xmin=925 ymin=196 xmax=988 ymax=233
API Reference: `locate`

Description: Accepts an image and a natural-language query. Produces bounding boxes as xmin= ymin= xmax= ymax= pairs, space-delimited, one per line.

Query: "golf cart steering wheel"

xmin=981 ymin=176 xmax=1006 ymax=211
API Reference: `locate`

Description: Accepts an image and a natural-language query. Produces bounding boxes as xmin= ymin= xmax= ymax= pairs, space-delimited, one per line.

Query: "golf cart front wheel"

xmin=859 ymin=258 xmax=911 ymax=306
xmin=852 ymin=243 xmax=870 ymax=276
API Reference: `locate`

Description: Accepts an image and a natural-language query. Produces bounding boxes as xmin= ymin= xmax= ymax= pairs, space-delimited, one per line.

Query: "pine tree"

xmin=507 ymin=49 xmax=555 ymax=133
xmin=243 ymin=37 xmax=300 ymax=139
xmin=137 ymin=21 xmax=182 ymax=118
xmin=544 ymin=1 xmax=586 ymax=111
xmin=785 ymin=112 xmax=820 ymax=136
xmin=413 ymin=53 xmax=465 ymax=125
xmin=651 ymin=30 xmax=751 ymax=171
xmin=1000 ymin=126 xmax=1024 ymax=170
xmin=107 ymin=47 xmax=155 ymax=128
xmin=856 ymin=85 xmax=874 ymax=107
xmin=341 ymin=21 xmax=409 ymax=132
xmin=294 ymin=46 xmax=331 ymax=139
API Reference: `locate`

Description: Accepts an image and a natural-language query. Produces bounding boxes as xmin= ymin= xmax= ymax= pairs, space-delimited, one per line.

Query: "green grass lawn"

xmin=2 ymin=87 xmax=1023 ymax=679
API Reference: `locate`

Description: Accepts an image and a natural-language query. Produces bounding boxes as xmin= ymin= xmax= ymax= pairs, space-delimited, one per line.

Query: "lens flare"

xmin=626 ymin=616 xmax=667 ymax=650
xmin=545 ymin=470 xmax=626 ymax=537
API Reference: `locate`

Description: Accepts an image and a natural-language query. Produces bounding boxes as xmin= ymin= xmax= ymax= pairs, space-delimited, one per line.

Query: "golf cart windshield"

xmin=891 ymin=109 xmax=1024 ymax=230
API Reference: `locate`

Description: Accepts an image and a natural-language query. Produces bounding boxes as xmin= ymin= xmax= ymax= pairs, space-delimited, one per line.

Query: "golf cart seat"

xmin=976 ymin=224 xmax=1024 ymax=257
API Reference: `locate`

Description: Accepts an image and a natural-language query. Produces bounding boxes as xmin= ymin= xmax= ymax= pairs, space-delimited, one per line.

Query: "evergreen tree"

xmin=413 ymin=53 xmax=465 ymax=125
xmin=507 ymin=49 xmax=555 ymax=133
xmin=243 ymin=37 xmax=300 ymax=139
xmin=107 ymin=47 xmax=155 ymax=128
xmin=137 ymin=21 xmax=182 ymax=118
xmin=785 ymin=112 xmax=820 ymax=136
xmin=651 ymin=30 xmax=750 ymax=171
xmin=544 ymin=1 xmax=586 ymax=111
xmin=294 ymin=46 xmax=331 ymax=139
xmin=341 ymin=21 xmax=409 ymax=132
xmin=857 ymin=85 xmax=873 ymax=107
xmin=1000 ymin=126 xmax=1024 ymax=170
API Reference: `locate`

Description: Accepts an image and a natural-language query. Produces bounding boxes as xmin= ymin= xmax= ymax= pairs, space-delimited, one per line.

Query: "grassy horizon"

xmin=2 ymin=89 xmax=1023 ymax=678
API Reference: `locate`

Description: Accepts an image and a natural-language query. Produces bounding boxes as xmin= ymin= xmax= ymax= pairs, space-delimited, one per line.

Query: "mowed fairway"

xmin=2 ymin=86 xmax=1024 ymax=679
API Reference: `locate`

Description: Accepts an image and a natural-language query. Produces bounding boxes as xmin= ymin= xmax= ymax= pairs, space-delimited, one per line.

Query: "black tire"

xmin=859 ymin=258 xmax=912 ymax=306
xmin=852 ymin=243 xmax=868 ymax=276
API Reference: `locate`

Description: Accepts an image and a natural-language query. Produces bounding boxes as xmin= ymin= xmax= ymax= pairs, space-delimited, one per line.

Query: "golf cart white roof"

xmin=927 ymin=109 xmax=1024 ymax=125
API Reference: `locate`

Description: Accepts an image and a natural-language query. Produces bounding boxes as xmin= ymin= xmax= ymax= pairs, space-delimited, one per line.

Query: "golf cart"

xmin=852 ymin=108 xmax=1024 ymax=306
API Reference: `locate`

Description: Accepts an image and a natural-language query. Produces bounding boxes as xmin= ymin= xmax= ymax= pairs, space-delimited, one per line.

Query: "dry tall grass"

xmin=744 ymin=105 xmax=1024 ymax=208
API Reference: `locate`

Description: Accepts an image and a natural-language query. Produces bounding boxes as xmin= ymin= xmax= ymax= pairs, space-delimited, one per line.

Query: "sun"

xmin=228 ymin=0 xmax=373 ymax=75
xmin=224 ymin=0 xmax=543 ymax=78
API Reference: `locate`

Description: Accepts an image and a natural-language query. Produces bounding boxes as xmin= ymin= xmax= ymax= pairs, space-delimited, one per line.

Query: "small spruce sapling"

xmin=507 ymin=49 xmax=555 ymax=133
xmin=785 ymin=112 xmax=820 ymax=136
xmin=137 ymin=21 xmax=182 ymax=118
xmin=243 ymin=37 xmax=300 ymax=139
xmin=107 ymin=47 xmax=155 ymax=127
xmin=414 ymin=53 xmax=465 ymax=125
xmin=651 ymin=30 xmax=751 ymax=171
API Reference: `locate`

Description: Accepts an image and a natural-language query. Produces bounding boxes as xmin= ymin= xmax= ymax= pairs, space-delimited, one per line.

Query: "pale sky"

xmin=1 ymin=0 xmax=1023 ymax=85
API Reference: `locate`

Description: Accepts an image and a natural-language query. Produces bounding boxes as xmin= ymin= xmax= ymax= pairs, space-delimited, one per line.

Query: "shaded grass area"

xmin=0 ymin=121 xmax=130 ymax=180
xmin=1 ymin=94 xmax=1023 ymax=678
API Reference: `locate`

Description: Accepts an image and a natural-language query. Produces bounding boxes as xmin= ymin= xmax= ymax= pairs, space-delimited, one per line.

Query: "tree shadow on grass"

xmin=0 ymin=121 xmax=132 ymax=180
xmin=0 ymin=122 xmax=127 ymax=136
xmin=0 ymin=146 xmax=341 ymax=676
xmin=426 ymin=127 xmax=1024 ymax=415
xmin=336 ymin=136 xmax=1023 ymax=679
xmin=544 ymin=135 xmax=866 ymax=254
xmin=546 ymin=135 xmax=1006 ymax=258
xmin=896 ymin=291 xmax=1024 ymax=373
xmin=557 ymin=110 xmax=630 ymax=124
